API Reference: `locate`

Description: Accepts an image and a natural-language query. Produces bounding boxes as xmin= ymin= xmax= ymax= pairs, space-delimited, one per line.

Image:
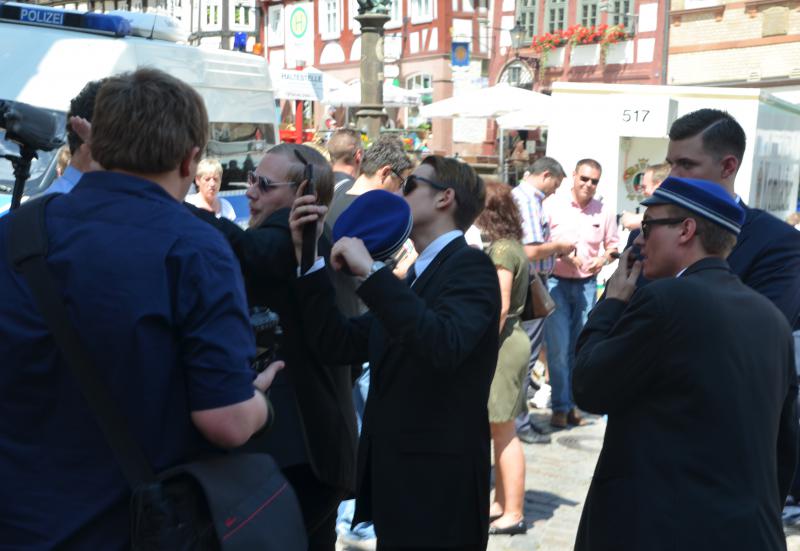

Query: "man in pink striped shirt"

xmin=544 ymin=158 xmax=619 ymax=429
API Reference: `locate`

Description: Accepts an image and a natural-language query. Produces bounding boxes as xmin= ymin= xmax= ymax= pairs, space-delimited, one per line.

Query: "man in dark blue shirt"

xmin=0 ymin=68 xmax=278 ymax=549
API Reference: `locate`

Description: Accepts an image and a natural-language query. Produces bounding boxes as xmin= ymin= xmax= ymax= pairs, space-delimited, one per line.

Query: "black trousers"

xmin=282 ymin=464 xmax=346 ymax=551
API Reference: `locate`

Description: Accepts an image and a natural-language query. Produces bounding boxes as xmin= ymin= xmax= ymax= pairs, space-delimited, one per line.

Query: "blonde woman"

xmin=187 ymin=158 xmax=236 ymax=220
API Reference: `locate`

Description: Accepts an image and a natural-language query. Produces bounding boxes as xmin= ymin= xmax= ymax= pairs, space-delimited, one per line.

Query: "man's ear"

xmin=720 ymin=154 xmax=739 ymax=181
xmin=180 ymin=146 xmax=202 ymax=178
xmin=355 ymin=148 xmax=364 ymax=164
xmin=678 ymin=218 xmax=699 ymax=245
xmin=436 ymin=187 xmax=457 ymax=210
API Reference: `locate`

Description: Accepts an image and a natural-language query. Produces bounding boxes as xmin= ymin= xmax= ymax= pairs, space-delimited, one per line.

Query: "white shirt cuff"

xmin=297 ymin=257 xmax=325 ymax=277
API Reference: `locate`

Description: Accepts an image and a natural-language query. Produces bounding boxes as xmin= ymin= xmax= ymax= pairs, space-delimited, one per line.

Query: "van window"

xmin=207 ymin=122 xmax=276 ymax=191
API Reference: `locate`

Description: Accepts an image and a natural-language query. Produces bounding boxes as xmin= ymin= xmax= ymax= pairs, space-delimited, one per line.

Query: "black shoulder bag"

xmin=7 ymin=195 xmax=307 ymax=551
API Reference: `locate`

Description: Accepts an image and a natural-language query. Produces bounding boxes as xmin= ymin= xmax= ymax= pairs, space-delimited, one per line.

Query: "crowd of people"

xmin=1 ymin=67 xmax=800 ymax=551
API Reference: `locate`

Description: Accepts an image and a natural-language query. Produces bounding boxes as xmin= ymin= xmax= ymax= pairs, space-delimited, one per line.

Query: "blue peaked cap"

xmin=641 ymin=176 xmax=745 ymax=235
xmin=332 ymin=189 xmax=413 ymax=260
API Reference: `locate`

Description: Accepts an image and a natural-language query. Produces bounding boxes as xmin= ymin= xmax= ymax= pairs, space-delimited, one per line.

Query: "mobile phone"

xmin=295 ymin=150 xmax=316 ymax=273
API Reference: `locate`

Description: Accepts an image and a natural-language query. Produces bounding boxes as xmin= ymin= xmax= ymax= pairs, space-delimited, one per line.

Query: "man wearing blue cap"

xmin=290 ymin=155 xmax=501 ymax=551
xmin=571 ymin=176 xmax=798 ymax=551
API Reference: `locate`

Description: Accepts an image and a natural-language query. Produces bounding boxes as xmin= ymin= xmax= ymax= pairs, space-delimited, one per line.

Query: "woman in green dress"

xmin=475 ymin=180 xmax=532 ymax=535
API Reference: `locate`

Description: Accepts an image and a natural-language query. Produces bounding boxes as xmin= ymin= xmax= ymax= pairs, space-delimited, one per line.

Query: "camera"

xmin=250 ymin=307 xmax=283 ymax=373
xmin=0 ymin=100 xmax=65 ymax=152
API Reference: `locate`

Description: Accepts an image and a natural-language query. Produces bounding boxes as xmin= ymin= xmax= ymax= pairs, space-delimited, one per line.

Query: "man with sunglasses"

xmin=571 ymin=176 xmax=797 ymax=551
xmin=189 ymin=143 xmax=358 ymax=551
xmin=544 ymin=158 xmax=619 ymax=429
xmin=290 ymin=155 xmax=501 ymax=551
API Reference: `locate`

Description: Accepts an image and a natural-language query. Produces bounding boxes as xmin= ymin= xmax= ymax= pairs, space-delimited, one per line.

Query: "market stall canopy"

xmin=324 ymin=80 xmax=422 ymax=107
xmin=496 ymin=108 xmax=549 ymax=129
xmin=419 ymin=83 xmax=551 ymax=119
xmin=271 ymin=66 xmax=347 ymax=102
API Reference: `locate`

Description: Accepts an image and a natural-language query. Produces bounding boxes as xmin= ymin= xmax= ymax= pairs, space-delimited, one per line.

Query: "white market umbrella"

xmin=419 ymin=83 xmax=551 ymax=119
xmin=323 ymin=80 xmax=422 ymax=108
xmin=496 ymin=109 xmax=549 ymax=129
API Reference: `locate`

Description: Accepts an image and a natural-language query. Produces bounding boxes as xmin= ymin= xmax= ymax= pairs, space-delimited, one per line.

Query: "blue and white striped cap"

xmin=641 ymin=176 xmax=745 ymax=235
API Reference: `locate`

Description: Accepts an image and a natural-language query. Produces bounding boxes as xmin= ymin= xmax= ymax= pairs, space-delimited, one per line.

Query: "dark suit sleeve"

xmin=741 ymin=226 xmax=800 ymax=327
xmin=777 ymin=341 xmax=799 ymax=505
xmin=573 ymin=288 xmax=664 ymax=414
xmin=295 ymin=267 xmax=372 ymax=367
xmin=356 ymin=252 xmax=499 ymax=375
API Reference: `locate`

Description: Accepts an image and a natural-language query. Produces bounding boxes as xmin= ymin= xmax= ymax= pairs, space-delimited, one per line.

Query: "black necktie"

xmin=406 ymin=264 xmax=417 ymax=286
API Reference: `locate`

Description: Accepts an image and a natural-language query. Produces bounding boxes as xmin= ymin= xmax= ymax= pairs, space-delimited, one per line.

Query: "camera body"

xmin=250 ymin=307 xmax=283 ymax=373
xmin=0 ymin=100 xmax=65 ymax=152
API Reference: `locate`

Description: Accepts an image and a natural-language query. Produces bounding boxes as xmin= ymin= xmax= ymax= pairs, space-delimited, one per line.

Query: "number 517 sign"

xmin=615 ymin=96 xmax=678 ymax=138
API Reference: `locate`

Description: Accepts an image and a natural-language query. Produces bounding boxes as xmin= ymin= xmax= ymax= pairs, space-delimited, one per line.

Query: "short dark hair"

xmin=664 ymin=204 xmax=737 ymax=256
xmin=527 ymin=156 xmax=565 ymax=179
xmin=575 ymin=158 xmax=602 ymax=173
xmin=327 ymin=128 xmax=362 ymax=166
xmin=669 ymin=109 xmax=746 ymax=163
xmin=67 ymin=79 xmax=106 ymax=155
xmin=267 ymin=143 xmax=335 ymax=207
xmin=360 ymin=135 xmax=413 ymax=177
xmin=91 ymin=69 xmax=208 ymax=174
xmin=475 ymin=180 xmax=523 ymax=242
xmin=420 ymin=155 xmax=485 ymax=231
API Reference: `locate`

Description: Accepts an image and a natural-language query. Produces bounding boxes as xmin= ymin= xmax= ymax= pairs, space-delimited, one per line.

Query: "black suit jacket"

xmin=296 ymin=236 xmax=500 ymax=548
xmin=203 ymin=208 xmax=358 ymax=493
xmin=623 ymin=203 xmax=800 ymax=328
xmin=573 ymin=258 xmax=798 ymax=551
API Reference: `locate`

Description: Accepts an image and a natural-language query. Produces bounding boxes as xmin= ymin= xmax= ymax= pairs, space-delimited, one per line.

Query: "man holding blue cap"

xmin=571 ymin=176 xmax=798 ymax=551
xmin=290 ymin=155 xmax=501 ymax=551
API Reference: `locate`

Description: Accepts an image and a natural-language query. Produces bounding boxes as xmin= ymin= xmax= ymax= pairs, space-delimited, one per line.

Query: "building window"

xmin=232 ymin=2 xmax=252 ymax=28
xmin=320 ymin=0 xmax=340 ymax=38
xmin=411 ymin=0 xmax=433 ymax=22
xmin=499 ymin=61 xmax=534 ymax=89
xmin=516 ymin=0 xmax=537 ymax=40
xmin=612 ymin=0 xmax=632 ymax=28
xmin=406 ymin=73 xmax=434 ymax=128
xmin=545 ymin=0 xmax=566 ymax=33
xmin=580 ymin=0 xmax=598 ymax=27
xmin=388 ymin=0 xmax=402 ymax=25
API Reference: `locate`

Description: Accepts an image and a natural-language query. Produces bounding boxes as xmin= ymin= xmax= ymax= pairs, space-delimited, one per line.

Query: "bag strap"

xmin=7 ymin=195 xmax=155 ymax=487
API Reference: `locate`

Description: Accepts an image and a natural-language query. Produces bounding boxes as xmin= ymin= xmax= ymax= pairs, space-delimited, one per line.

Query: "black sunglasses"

xmin=641 ymin=217 xmax=687 ymax=239
xmin=579 ymin=175 xmax=600 ymax=186
xmin=401 ymin=174 xmax=451 ymax=196
xmin=247 ymin=171 xmax=296 ymax=192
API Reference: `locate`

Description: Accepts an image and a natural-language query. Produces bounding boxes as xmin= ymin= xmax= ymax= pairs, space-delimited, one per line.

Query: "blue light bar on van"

xmin=0 ymin=1 xmax=132 ymax=37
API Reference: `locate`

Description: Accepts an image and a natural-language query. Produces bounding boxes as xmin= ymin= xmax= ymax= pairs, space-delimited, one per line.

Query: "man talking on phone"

xmin=572 ymin=177 xmax=797 ymax=551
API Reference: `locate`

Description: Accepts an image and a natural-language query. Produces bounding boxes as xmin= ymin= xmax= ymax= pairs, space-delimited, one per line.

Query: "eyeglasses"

xmin=579 ymin=175 xmax=600 ymax=186
xmin=391 ymin=168 xmax=405 ymax=182
xmin=247 ymin=171 xmax=296 ymax=192
xmin=293 ymin=149 xmax=314 ymax=189
xmin=641 ymin=217 xmax=687 ymax=239
xmin=401 ymin=174 xmax=451 ymax=196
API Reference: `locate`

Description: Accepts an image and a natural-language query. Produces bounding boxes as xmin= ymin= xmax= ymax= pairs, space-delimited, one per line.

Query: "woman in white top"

xmin=187 ymin=157 xmax=236 ymax=221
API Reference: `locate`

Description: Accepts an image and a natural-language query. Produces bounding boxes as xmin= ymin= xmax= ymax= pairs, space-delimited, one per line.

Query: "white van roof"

xmin=0 ymin=9 xmax=274 ymax=124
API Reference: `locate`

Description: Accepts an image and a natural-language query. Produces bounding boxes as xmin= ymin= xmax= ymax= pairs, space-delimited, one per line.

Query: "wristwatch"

xmin=367 ymin=260 xmax=386 ymax=278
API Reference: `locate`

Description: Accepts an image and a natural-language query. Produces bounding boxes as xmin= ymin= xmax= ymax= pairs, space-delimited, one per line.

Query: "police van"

xmin=0 ymin=2 xmax=277 ymax=223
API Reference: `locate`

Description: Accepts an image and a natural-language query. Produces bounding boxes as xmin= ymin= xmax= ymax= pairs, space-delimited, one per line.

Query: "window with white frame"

xmin=267 ymin=4 xmax=284 ymax=46
xmin=580 ymin=0 xmax=598 ymax=27
xmin=320 ymin=0 xmax=340 ymax=39
xmin=517 ymin=0 xmax=537 ymax=40
xmin=545 ymin=0 xmax=566 ymax=32
xmin=387 ymin=0 xmax=402 ymax=27
xmin=203 ymin=0 xmax=221 ymax=28
xmin=411 ymin=0 xmax=433 ymax=22
xmin=612 ymin=0 xmax=632 ymax=28
xmin=406 ymin=73 xmax=434 ymax=128
xmin=231 ymin=1 xmax=254 ymax=29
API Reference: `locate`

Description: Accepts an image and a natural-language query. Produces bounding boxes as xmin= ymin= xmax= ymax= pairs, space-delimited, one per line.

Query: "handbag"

xmin=7 ymin=195 xmax=307 ymax=551
xmin=521 ymin=272 xmax=556 ymax=321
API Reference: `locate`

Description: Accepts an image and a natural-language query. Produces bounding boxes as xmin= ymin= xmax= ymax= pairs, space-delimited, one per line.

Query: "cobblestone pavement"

xmin=339 ymin=406 xmax=800 ymax=551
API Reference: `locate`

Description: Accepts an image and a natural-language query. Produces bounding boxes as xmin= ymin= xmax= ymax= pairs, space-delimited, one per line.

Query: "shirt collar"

xmin=519 ymin=181 xmax=545 ymax=202
xmin=62 ymin=165 xmax=83 ymax=186
xmin=413 ymin=229 xmax=463 ymax=279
